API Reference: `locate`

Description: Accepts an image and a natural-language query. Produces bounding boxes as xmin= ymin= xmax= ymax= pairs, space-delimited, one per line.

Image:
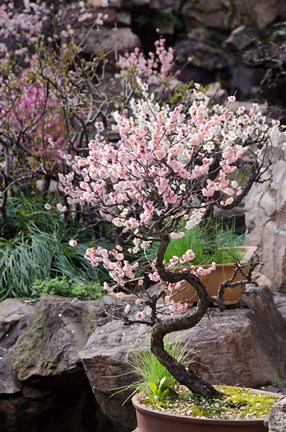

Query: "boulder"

xmin=81 ymin=285 xmax=286 ymax=431
xmin=0 ymin=298 xmax=35 ymax=395
xmin=174 ymin=36 xmax=228 ymax=70
xmin=81 ymin=320 xmax=148 ymax=432
xmin=225 ymin=26 xmax=257 ymax=51
xmin=182 ymin=0 xmax=231 ymax=30
xmin=1 ymin=295 xmax=115 ymax=432
xmin=245 ymin=130 xmax=286 ymax=292
xmin=182 ymin=0 xmax=278 ymax=30
xmin=9 ymin=294 xmax=106 ymax=382
xmin=231 ymin=0 xmax=279 ymax=30
xmin=0 ymin=298 xmax=35 ymax=349
xmin=80 ymin=27 xmax=141 ymax=55
xmin=268 ymin=397 xmax=286 ymax=432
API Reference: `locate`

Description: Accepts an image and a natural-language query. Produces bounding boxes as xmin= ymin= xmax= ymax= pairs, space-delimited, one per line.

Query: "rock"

xmin=268 ymin=397 xmax=286 ymax=431
xmin=0 ymin=298 xmax=35 ymax=348
xmin=0 ymin=295 xmax=116 ymax=432
xmin=176 ymin=26 xmax=228 ymax=68
xmin=81 ymin=320 xmax=146 ymax=432
xmin=0 ymin=395 xmax=54 ymax=432
xmin=0 ymin=382 xmax=110 ymax=432
xmin=182 ymin=0 xmax=231 ymax=30
xmin=80 ymin=27 xmax=141 ymax=54
xmin=0 ymin=298 xmax=35 ymax=395
xmin=231 ymin=64 xmax=264 ymax=100
xmin=182 ymin=0 xmax=278 ymax=30
xmin=245 ymin=130 xmax=286 ymax=292
xmin=225 ymin=26 xmax=258 ymax=51
xmin=81 ymin=285 xmax=286 ymax=431
xmin=9 ymin=295 xmax=106 ymax=383
xmin=231 ymin=0 xmax=279 ymax=30
xmin=205 ymin=81 xmax=227 ymax=104
xmin=0 ymin=348 xmax=21 ymax=394
xmin=149 ymin=0 xmax=180 ymax=8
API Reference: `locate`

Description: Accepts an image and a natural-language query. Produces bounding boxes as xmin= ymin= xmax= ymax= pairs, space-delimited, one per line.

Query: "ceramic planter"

xmin=170 ymin=246 xmax=257 ymax=306
xmin=132 ymin=392 xmax=270 ymax=432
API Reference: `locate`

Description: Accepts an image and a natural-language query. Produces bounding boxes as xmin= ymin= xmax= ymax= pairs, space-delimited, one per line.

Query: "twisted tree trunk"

xmin=152 ymin=233 xmax=220 ymax=398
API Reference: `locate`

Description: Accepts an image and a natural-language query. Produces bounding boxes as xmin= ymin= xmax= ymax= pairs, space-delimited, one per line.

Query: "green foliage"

xmin=140 ymin=385 xmax=279 ymax=419
xmin=164 ymin=222 xmax=244 ymax=265
xmin=32 ymin=276 xmax=102 ymax=300
xmin=148 ymin=377 xmax=170 ymax=404
xmin=4 ymin=195 xmax=63 ymax=234
xmin=117 ymin=338 xmax=195 ymax=403
xmin=0 ymin=195 xmax=109 ymax=300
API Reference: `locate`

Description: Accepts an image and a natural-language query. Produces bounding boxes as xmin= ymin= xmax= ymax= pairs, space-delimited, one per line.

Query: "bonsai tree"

xmin=60 ymin=78 xmax=278 ymax=398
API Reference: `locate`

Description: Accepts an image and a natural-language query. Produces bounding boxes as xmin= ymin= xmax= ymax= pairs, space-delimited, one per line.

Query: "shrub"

xmin=32 ymin=276 xmax=102 ymax=301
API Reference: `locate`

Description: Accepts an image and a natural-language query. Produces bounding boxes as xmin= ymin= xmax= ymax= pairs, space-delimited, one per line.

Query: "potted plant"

xmin=60 ymin=79 xmax=280 ymax=429
xmin=128 ymin=346 xmax=278 ymax=432
xmin=165 ymin=222 xmax=257 ymax=305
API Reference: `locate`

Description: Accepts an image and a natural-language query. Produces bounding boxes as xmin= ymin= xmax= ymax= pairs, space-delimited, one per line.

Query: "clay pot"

xmin=170 ymin=246 xmax=257 ymax=306
xmin=132 ymin=392 xmax=269 ymax=432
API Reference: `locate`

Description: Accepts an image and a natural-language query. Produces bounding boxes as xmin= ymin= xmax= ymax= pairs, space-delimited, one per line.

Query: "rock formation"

xmin=0 ymin=295 xmax=115 ymax=432
xmin=245 ymin=131 xmax=286 ymax=292
xmin=2 ymin=285 xmax=286 ymax=431
xmin=269 ymin=397 xmax=286 ymax=432
xmin=81 ymin=285 xmax=286 ymax=430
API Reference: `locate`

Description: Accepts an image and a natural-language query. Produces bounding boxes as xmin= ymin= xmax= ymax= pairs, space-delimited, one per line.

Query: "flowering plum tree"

xmin=60 ymin=79 xmax=278 ymax=397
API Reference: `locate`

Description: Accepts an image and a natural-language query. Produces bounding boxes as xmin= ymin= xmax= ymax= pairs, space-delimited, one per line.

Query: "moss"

xmin=10 ymin=309 xmax=62 ymax=378
xmin=140 ymin=385 xmax=279 ymax=420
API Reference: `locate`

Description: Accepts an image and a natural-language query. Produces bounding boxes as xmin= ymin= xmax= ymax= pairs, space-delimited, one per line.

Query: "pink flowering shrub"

xmin=0 ymin=57 xmax=64 ymax=163
xmin=0 ymin=0 xmax=50 ymax=62
xmin=60 ymin=79 xmax=274 ymax=284
xmin=60 ymin=78 xmax=278 ymax=396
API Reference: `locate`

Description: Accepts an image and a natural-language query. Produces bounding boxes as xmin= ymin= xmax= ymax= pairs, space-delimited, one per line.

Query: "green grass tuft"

xmin=164 ymin=222 xmax=244 ymax=265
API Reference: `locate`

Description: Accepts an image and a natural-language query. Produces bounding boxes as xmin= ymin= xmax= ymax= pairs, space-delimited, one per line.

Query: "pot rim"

xmin=132 ymin=387 xmax=278 ymax=426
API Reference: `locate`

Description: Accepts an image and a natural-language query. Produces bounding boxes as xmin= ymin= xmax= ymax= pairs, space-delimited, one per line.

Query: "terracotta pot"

xmin=170 ymin=246 xmax=257 ymax=306
xmin=132 ymin=392 xmax=270 ymax=432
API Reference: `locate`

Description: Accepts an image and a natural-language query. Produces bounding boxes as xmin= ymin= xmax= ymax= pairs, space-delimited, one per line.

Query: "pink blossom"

xmin=57 ymin=203 xmax=67 ymax=213
xmin=136 ymin=311 xmax=145 ymax=320
xmin=169 ymin=256 xmax=179 ymax=265
xmin=170 ymin=232 xmax=185 ymax=240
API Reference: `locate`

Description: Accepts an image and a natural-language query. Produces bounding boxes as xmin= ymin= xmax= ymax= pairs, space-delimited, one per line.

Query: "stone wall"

xmin=77 ymin=0 xmax=286 ymax=99
xmin=245 ymin=130 xmax=286 ymax=292
xmin=2 ymin=287 xmax=286 ymax=431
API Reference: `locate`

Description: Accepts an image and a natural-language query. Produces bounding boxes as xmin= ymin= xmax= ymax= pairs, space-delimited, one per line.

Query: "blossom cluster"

xmin=60 ymin=79 xmax=277 ymax=290
xmin=116 ymin=38 xmax=174 ymax=85
xmin=0 ymin=0 xmax=50 ymax=62
xmin=0 ymin=56 xmax=64 ymax=161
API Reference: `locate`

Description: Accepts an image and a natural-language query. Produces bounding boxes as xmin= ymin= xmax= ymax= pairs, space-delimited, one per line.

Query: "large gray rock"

xmin=245 ymin=130 xmax=286 ymax=292
xmin=0 ymin=298 xmax=35 ymax=349
xmin=80 ymin=27 xmax=141 ymax=55
xmin=81 ymin=285 xmax=286 ymax=432
xmin=9 ymin=294 xmax=106 ymax=382
xmin=81 ymin=320 xmax=146 ymax=432
xmin=0 ymin=298 xmax=35 ymax=394
xmin=269 ymin=397 xmax=286 ymax=431
xmin=1 ymin=295 xmax=114 ymax=432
